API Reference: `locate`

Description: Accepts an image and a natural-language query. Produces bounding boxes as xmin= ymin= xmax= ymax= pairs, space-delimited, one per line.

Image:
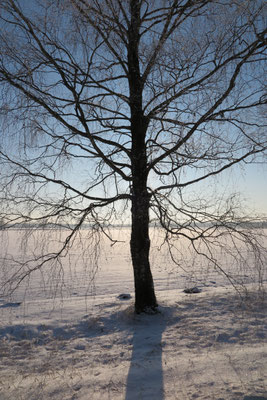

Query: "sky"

xmin=211 ymin=161 xmax=267 ymax=217
xmin=1 ymin=0 xmax=266 ymax=222
xmin=236 ymin=163 xmax=267 ymax=216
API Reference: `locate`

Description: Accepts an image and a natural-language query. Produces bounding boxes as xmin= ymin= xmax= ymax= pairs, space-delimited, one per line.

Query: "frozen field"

xmin=0 ymin=228 xmax=266 ymax=400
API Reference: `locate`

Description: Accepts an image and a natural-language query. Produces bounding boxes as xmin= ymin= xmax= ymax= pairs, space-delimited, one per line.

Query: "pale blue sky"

xmin=214 ymin=162 xmax=267 ymax=216
xmin=236 ymin=164 xmax=267 ymax=216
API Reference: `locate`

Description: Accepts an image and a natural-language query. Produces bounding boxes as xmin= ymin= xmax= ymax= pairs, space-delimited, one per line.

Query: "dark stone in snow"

xmin=0 ymin=302 xmax=22 ymax=308
xmin=117 ymin=293 xmax=132 ymax=300
xmin=183 ymin=287 xmax=201 ymax=294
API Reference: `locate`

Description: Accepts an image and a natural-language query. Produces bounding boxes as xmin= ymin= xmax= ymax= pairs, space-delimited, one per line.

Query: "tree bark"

xmin=130 ymin=179 xmax=158 ymax=313
xmin=130 ymin=114 xmax=158 ymax=313
xmin=128 ymin=0 xmax=157 ymax=313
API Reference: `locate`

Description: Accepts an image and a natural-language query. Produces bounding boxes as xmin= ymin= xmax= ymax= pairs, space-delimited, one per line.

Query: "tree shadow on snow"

xmin=243 ymin=397 xmax=267 ymax=400
xmin=125 ymin=306 xmax=177 ymax=400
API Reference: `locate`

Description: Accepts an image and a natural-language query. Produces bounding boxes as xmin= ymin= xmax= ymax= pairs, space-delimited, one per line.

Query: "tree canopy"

xmin=0 ymin=0 xmax=266 ymax=311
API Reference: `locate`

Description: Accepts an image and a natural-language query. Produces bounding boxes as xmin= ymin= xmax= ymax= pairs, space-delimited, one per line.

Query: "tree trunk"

xmin=130 ymin=178 xmax=158 ymax=313
xmin=130 ymin=114 xmax=157 ymax=313
xmin=128 ymin=0 xmax=157 ymax=313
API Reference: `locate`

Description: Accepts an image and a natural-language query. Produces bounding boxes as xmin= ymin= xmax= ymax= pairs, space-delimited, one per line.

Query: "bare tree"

xmin=0 ymin=0 xmax=266 ymax=312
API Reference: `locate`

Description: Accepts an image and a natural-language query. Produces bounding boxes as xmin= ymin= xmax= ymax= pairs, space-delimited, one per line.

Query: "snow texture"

xmin=0 ymin=229 xmax=266 ymax=399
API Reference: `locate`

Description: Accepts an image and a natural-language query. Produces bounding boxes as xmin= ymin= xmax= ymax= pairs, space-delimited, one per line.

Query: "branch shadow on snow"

xmin=0 ymin=293 xmax=266 ymax=399
xmin=0 ymin=301 xmax=180 ymax=399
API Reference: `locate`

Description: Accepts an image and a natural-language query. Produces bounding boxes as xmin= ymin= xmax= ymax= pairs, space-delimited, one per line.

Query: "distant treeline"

xmin=1 ymin=221 xmax=267 ymax=230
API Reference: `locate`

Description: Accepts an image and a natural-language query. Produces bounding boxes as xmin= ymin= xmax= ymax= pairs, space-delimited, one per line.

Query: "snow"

xmin=0 ymin=229 xmax=267 ymax=400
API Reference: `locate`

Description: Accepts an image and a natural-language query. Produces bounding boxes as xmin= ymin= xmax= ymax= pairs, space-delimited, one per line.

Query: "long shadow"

xmin=125 ymin=308 xmax=171 ymax=400
xmin=243 ymin=397 xmax=267 ymax=400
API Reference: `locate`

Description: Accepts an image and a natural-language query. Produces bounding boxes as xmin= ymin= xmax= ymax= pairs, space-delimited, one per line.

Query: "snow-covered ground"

xmin=0 ymin=228 xmax=266 ymax=400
